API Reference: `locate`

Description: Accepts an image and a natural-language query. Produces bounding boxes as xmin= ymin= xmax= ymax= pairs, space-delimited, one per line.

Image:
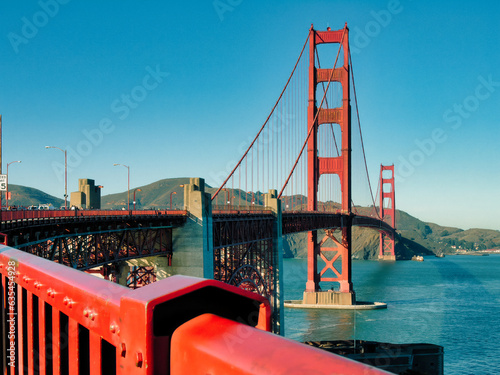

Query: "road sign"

xmin=0 ymin=175 xmax=6 ymax=191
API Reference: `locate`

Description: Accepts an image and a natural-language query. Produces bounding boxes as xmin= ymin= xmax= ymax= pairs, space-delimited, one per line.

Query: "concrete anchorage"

xmin=116 ymin=177 xmax=213 ymax=285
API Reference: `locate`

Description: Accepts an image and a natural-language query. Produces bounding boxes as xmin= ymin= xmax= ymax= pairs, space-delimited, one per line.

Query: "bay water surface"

xmin=283 ymin=255 xmax=500 ymax=375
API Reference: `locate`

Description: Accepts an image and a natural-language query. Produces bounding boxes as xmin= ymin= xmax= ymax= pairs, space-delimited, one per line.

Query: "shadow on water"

xmin=430 ymin=256 xmax=500 ymax=375
xmin=283 ymin=255 xmax=500 ymax=375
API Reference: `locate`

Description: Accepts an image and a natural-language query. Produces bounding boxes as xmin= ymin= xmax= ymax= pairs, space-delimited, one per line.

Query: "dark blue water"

xmin=283 ymin=255 xmax=500 ymax=375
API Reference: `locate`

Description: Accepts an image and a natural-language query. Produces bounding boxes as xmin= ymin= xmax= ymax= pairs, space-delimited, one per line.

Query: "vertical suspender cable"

xmin=349 ymin=52 xmax=380 ymax=217
xmin=212 ymin=31 xmax=311 ymax=200
xmin=278 ymin=26 xmax=347 ymax=199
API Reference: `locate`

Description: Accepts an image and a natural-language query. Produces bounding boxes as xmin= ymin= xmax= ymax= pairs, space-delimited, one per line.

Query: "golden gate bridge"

xmin=0 ymin=24 xmax=397 ymax=374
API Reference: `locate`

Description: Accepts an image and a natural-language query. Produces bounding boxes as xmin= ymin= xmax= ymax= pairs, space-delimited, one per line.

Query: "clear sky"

xmin=1 ymin=0 xmax=499 ymax=230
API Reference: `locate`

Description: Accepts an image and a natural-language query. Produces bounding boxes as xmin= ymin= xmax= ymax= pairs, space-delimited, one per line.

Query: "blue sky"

xmin=1 ymin=0 xmax=499 ymax=230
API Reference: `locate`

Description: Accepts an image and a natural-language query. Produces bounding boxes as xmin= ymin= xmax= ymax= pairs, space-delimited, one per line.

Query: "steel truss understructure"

xmin=127 ymin=265 xmax=157 ymax=289
xmin=212 ymin=213 xmax=278 ymax=327
xmin=14 ymin=226 xmax=173 ymax=270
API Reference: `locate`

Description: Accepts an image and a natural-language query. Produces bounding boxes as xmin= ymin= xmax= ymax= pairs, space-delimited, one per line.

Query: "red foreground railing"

xmin=0 ymin=246 xmax=389 ymax=374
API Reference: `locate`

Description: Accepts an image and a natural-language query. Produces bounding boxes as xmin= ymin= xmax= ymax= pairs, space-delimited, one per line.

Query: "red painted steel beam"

xmin=0 ymin=246 xmax=272 ymax=374
xmin=171 ymin=313 xmax=392 ymax=375
xmin=0 ymin=245 xmax=125 ymax=342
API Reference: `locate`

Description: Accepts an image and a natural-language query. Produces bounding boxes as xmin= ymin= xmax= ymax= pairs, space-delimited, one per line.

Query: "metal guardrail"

xmin=0 ymin=246 xmax=390 ymax=374
xmin=0 ymin=209 xmax=188 ymax=222
xmin=212 ymin=205 xmax=274 ymax=215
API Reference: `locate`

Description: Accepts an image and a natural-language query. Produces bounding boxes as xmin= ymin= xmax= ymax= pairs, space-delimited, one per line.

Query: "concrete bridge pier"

xmin=264 ymin=189 xmax=285 ymax=334
xmin=116 ymin=177 xmax=213 ymax=285
xmin=380 ymin=254 xmax=396 ymax=261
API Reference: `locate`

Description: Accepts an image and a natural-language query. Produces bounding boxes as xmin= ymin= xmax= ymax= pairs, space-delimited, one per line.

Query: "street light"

xmin=247 ymin=191 xmax=255 ymax=205
xmin=173 ymin=185 xmax=184 ymax=209
xmin=113 ymin=163 xmax=130 ymax=211
xmin=170 ymin=191 xmax=177 ymax=209
xmin=133 ymin=188 xmax=142 ymax=210
xmin=222 ymin=188 xmax=230 ymax=206
xmin=6 ymin=161 xmax=21 ymax=208
xmin=45 ymin=146 xmax=67 ymax=209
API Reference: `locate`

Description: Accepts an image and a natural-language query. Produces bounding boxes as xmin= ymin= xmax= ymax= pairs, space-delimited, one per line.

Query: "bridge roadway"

xmin=1 ymin=208 xmax=394 ymax=240
xmin=0 ymin=204 xmax=395 ymax=335
xmin=0 ymin=209 xmax=394 ymax=269
xmin=0 ymin=209 xmax=188 ymax=269
xmin=213 ymin=207 xmax=394 ymax=236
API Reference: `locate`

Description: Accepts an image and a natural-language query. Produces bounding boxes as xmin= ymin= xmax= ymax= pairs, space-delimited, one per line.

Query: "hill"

xmin=282 ymin=227 xmax=435 ymax=260
xmin=101 ymin=178 xmax=192 ymax=209
xmin=1 ymin=184 xmax=64 ymax=208
xmin=283 ymin=208 xmax=500 ymax=260
xmin=7 ymin=180 xmax=500 ymax=259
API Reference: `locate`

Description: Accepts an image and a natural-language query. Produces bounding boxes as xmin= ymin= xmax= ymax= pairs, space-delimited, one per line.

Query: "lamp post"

xmin=247 ymin=191 xmax=255 ymax=205
xmin=113 ymin=163 xmax=130 ymax=211
xmin=178 ymin=185 xmax=184 ymax=209
xmin=6 ymin=160 xmax=21 ymax=208
xmin=170 ymin=191 xmax=177 ymax=209
xmin=133 ymin=188 xmax=142 ymax=210
xmin=221 ymin=188 xmax=230 ymax=207
xmin=45 ymin=146 xmax=67 ymax=209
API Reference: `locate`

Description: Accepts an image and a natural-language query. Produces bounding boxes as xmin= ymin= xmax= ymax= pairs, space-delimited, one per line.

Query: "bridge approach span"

xmin=0 ymin=210 xmax=188 ymax=269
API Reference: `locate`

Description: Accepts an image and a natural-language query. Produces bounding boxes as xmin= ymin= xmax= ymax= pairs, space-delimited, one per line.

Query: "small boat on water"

xmin=411 ymin=255 xmax=424 ymax=261
xmin=435 ymin=253 xmax=445 ymax=258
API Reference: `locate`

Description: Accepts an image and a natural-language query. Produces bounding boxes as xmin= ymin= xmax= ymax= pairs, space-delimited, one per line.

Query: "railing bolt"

xmin=120 ymin=343 xmax=126 ymax=357
xmin=136 ymin=352 xmax=143 ymax=368
xmin=83 ymin=309 xmax=89 ymax=317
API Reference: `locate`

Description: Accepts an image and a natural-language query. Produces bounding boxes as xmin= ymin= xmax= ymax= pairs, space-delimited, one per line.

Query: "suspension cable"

xmin=212 ymin=30 xmax=311 ymax=200
xmin=278 ymin=26 xmax=347 ymax=198
xmin=315 ymin=53 xmax=340 ymax=156
xmin=349 ymin=52 xmax=380 ymax=218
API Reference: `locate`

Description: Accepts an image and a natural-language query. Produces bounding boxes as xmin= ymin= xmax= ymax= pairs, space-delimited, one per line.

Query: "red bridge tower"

xmin=304 ymin=25 xmax=355 ymax=305
xmin=379 ymin=164 xmax=396 ymax=260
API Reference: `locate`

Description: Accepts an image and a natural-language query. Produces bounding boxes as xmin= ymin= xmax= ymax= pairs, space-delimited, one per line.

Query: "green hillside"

xmin=8 ymin=180 xmax=500 ymax=259
xmin=101 ymin=178 xmax=192 ymax=209
xmin=1 ymin=184 xmax=63 ymax=208
xmin=282 ymin=227 xmax=435 ymax=260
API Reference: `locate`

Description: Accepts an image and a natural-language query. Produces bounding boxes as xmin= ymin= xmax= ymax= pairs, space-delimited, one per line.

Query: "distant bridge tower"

xmin=304 ymin=25 xmax=355 ymax=305
xmin=379 ymin=164 xmax=396 ymax=260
